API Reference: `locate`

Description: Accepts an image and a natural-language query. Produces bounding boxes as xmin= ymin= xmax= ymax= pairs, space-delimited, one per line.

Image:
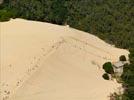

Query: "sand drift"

xmin=0 ymin=19 xmax=129 ymax=100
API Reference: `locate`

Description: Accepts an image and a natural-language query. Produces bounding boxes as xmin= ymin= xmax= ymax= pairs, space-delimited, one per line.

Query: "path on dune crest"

xmin=0 ymin=19 xmax=129 ymax=100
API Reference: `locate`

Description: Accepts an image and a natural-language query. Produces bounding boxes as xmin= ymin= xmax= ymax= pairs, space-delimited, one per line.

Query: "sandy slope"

xmin=0 ymin=19 xmax=129 ymax=100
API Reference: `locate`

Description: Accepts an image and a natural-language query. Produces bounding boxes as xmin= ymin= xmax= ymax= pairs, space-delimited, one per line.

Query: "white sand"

xmin=0 ymin=19 xmax=129 ymax=100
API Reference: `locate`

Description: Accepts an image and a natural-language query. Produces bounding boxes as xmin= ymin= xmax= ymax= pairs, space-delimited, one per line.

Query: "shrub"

xmin=119 ymin=55 xmax=127 ymax=61
xmin=103 ymin=62 xmax=114 ymax=74
xmin=102 ymin=73 xmax=109 ymax=80
xmin=0 ymin=9 xmax=17 ymax=21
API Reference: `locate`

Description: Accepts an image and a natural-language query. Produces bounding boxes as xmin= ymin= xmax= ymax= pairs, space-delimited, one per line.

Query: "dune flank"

xmin=0 ymin=19 xmax=129 ymax=100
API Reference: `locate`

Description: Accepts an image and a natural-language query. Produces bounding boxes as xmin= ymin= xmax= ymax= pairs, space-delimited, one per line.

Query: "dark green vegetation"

xmin=103 ymin=62 xmax=114 ymax=74
xmin=0 ymin=0 xmax=134 ymax=99
xmin=119 ymin=55 xmax=127 ymax=61
xmin=121 ymin=49 xmax=134 ymax=100
xmin=102 ymin=73 xmax=110 ymax=80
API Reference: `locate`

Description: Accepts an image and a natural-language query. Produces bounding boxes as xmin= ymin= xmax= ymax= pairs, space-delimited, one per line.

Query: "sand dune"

xmin=0 ymin=19 xmax=129 ymax=100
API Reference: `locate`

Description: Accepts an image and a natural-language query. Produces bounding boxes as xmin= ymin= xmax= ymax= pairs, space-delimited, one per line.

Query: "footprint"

xmin=4 ymin=90 xmax=10 ymax=95
xmin=38 ymin=58 xmax=40 ymax=61
xmin=16 ymin=80 xmax=22 ymax=86
xmin=41 ymin=48 xmax=45 ymax=51
xmin=33 ymin=56 xmax=36 ymax=60
xmin=8 ymin=64 xmax=12 ymax=68
xmin=1 ymin=83 xmax=8 ymax=87
xmin=32 ymin=67 xmax=35 ymax=70
xmin=52 ymin=45 xmax=55 ymax=48
xmin=2 ymin=96 xmax=9 ymax=100
xmin=43 ymin=54 xmax=46 ymax=56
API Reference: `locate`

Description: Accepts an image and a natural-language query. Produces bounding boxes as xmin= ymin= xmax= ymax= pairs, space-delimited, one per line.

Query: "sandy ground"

xmin=0 ymin=19 xmax=129 ymax=100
